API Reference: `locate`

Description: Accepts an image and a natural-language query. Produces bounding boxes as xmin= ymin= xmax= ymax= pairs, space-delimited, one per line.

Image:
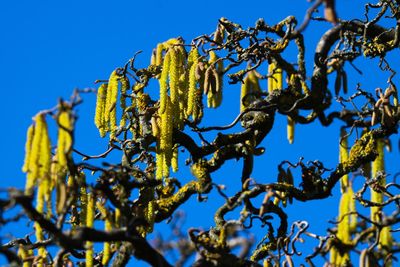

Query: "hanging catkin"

xmin=35 ymin=177 xmax=48 ymax=266
xmin=370 ymin=139 xmax=392 ymax=266
xmin=55 ymin=107 xmax=73 ymax=175
xmin=85 ymin=193 xmax=95 ymax=267
xmin=94 ymin=83 xmax=108 ymax=137
xmin=22 ymin=125 xmax=34 ymax=173
xmin=371 ymin=139 xmax=384 ymax=222
xmin=268 ymin=61 xmax=283 ymax=92
xmin=109 ymin=71 xmax=120 ymax=138
xmin=287 ymin=116 xmax=295 ymax=144
xmin=187 ymin=48 xmax=200 ymax=117
xmin=159 ymin=50 xmax=171 ymax=114
xmin=240 ymin=70 xmax=261 ymax=112
xmin=102 ymin=217 xmax=112 ymax=265
xmin=169 ymin=47 xmax=180 ymax=124
xmin=330 ymin=129 xmax=357 ymax=266
xmin=160 ymin=97 xmax=173 ymax=178
xmin=23 ymin=113 xmax=52 ymax=195
xmin=119 ymin=76 xmax=130 ymax=127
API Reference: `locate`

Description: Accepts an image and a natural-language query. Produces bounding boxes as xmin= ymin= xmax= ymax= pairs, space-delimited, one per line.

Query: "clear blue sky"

xmin=0 ymin=0 xmax=399 ymax=266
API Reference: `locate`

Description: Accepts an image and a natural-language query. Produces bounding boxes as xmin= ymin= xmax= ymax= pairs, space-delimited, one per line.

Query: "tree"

xmin=1 ymin=0 xmax=400 ymax=266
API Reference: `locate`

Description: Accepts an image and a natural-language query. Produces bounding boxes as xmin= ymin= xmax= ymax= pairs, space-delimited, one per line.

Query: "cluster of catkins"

xmin=330 ymin=129 xmax=393 ymax=266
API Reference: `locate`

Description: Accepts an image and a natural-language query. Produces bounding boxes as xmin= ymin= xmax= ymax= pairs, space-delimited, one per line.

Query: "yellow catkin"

xmin=96 ymin=201 xmax=107 ymax=218
xmin=86 ymin=193 xmax=95 ymax=267
xmin=337 ymin=191 xmax=352 ymax=244
xmin=78 ymin=173 xmax=88 ymax=226
xmin=287 ymin=116 xmax=295 ymax=144
xmin=331 ymin=129 xmax=357 ymax=266
xmin=248 ymin=70 xmax=261 ymax=92
xmin=66 ymin=175 xmax=79 ymax=229
xmin=35 ymin=223 xmax=46 ymax=266
xmin=39 ymin=119 xmax=51 ymax=181
xmin=176 ymin=48 xmax=187 ymax=131
xmin=156 ymin=43 xmax=164 ymax=67
xmin=96 ymin=200 xmax=113 ymax=264
xmin=114 ymin=207 xmax=121 ymax=249
xmin=159 ymin=50 xmax=171 ymax=114
xmin=145 ymin=200 xmax=156 ymax=234
xmin=192 ymin=89 xmax=203 ymax=122
xmin=209 ymin=51 xmax=218 ymax=65
xmin=52 ymin=108 xmax=73 ymax=210
xmin=119 ymin=76 xmax=130 ymax=127
xmin=25 ymin=113 xmax=51 ymax=196
xmin=160 ymin=97 xmax=173 ymax=178
xmin=380 ymin=225 xmax=393 ymax=257
xmin=171 ymin=46 xmax=187 ymax=120
xmin=151 ymin=116 xmax=160 ymax=138
xmin=329 ymin=248 xmax=338 ymax=267
xmin=36 ymin=178 xmax=45 ymax=211
xmin=158 ymin=99 xmax=169 ymax=180
xmin=17 ymin=245 xmax=31 ymax=267
xmin=22 ymin=125 xmax=34 ymax=173
xmin=105 ymin=70 xmax=119 ymax=137
xmin=94 ymin=83 xmax=108 ymax=137
xmin=240 ymin=71 xmax=261 ymax=111
xmin=102 ymin=218 xmax=112 ymax=266
xmin=115 ymin=207 xmax=121 ymax=229
xmin=268 ymin=61 xmax=283 ymax=92
xmin=25 ymin=114 xmax=44 ymax=193
xmin=348 ymin=186 xmax=357 ymax=232
xmin=371 ymin=139 xmax=392 ymax=265
xmin=154 ymin=115 xmax=164 ymax=180
xmin=156 ymin=146 xmax=165 ymax=180
xmin=371 ymin=139 xmax=384 ymax=222
xmin=268 ymin=62 xmax=275 ymax=93
xmin=168 ymin=47 xmax=180 ymax=124
xmin=35 ymin=182 xmax=47 ymax=266
xmin=333 ymin=189 xmax=351 ymax=266
xmin=172 ymin=146 xmax=178 ymax=172
xmin=164 ymin=38 xmax=180 ymax=46
xmin=275 ymin=66 xmax=283 ymax=90
xmin=334 ymin=198 xmax=356 ymax=261
xmin=56 ymin=108 xmax=73 ymax=175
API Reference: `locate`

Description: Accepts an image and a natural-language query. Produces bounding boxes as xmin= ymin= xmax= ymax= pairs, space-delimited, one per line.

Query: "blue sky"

xmin=0 ymin=0 xmax=399 ymax=266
